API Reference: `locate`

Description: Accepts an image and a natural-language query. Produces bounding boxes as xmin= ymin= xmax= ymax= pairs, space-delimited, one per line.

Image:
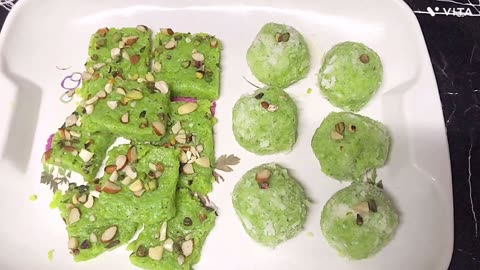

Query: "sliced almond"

xmin=104 ymin=83 xmax=113 ymax=94
xmin=65 ymin=114 xmax=77 ymax=127
xmin=116 ymin=87 xmax=127 ymax=95
xmin=123 ymin=36 xmax=139 ymax=46
xmin=109 ymin=170 xmax=119 ymax=182
xmin=353 ymin=201 xmax=370 ymax=215
xmin=116 ymin=155 xmax=128 ymax=170
xmin=105 ymin=165 xmax=117 ymax=174
xmin=180 ymin=151 xmax=188 ymax=164
xmin=69 ymin=130 xmax=81 ymax=138
xmin=196 ymin=145 xmax=204 ymax=153
xmin=111 ymin=48 xmax=121 ymax=59
xmin=160 ymin=221 xmax=167 ymax=241
xmin=69 ymin=208 xmax=81 ymax=225
xmin=210 ymin=39 xmax=218 ymax=48
xmin=68 ymin=237 xmax=79 ymax=249
xmin=156 ymin=163 xmax=164 ymax=172
xmin=102 ymin=181 xmax=121 ymax=194
xmin=133 ymin=189 xmax=145 ymax=197
xmin=160 ymin=28 xmax=174 ymax=35
xmin=148 ymin=246 xmax=164 ymax=261
xmin=104 ymin=101 xmax=117 ymax=110
xmin=101 ymin=226 xmax=117 ymax=243
xmin=96 ymin=27 xmax=109 ymax=36
xmin=171 ymin=121 xmax=182 ymax=134
xmin=175 ymin=134 xmax=187 ymax=144
xmin=85 ymin=104 xmax=94 ymax=115
xmin=149 ymin=163 xmax=157 ymax=171
xmin=136 ymin=25 xmax=148 ymax=32
xmin=145 ymin=73 xmax=155 ymax=82
xmin=153 ymin=61 xmax=162 ymax=72
xmin=90 ymin=233 xmax=98 ymax=243
xmin=82 ymin=72 xmax=93 ymax=81
xmin=126 ymin=90 xmax=143 ymax=100
xmin=122 ymin=50 xmax=130 ymax=60
xmin=125 ymin=166 xmax=137 ymax=179
xmin=182 ymin=163 xmax=194 ymax=174
xmin=89 ymin=215 xmax=96 ymax=222
xmin=178 ymin=102 xmax=198 ymax=115
xmin=120 ymin=112 xmax=129 ymax=124
xmin=130 ymin=55 xmax=140 ymax=64
xmin=79 ymin=149 xmax=94 ymax=162
xmin=181 ymin=240 xmax=194 ymax=257
xmin=92 ymin=62 xmax=105 ymax=70
xmin=154 ymin=81 xmax=169 ymax=94
xmin=126 ymin=146 xmax=138 ymax=163
xmin=72 ymin=194 xmax=79 ymax=205
xmin=256 ymin=169 xmax=271 ymax=183
xmin=330 ymin=130 xmax=344 ymax=140
xmin=152 ymin=121 xmax=166 ymax=136
xmin=121 ymin=176 xmax=133 ymax=186
xmin=84 ymin=194 xmax=95 ymax=208
xmin=164 ymin=39 xmax=177 ymax=50
xmin=177 ymin=255 xmax=185 ymax=265
xmin=191 ymin=52 xmax=205 ymax=62
xmin=195 ymin=157 xmax=210 ymax=168
xmin=78 ymin=194 xmax=87 ymax=203
xmin=163 ymin=238 xmax=174 ymax=252
xmin=86 ymin=96 xmax=99 ymax=105
xmin=129 ymin=179 xmax=143 ymax=192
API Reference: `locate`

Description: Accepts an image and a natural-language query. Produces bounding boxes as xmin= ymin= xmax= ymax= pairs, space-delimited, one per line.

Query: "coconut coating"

xmin=321 ymin=182 xmax=398 ymax=260
xmin=311 ymin=112 xmax=390 ymax=181
xmin=247 ymin=22 xmax=310 ymax=88
xmin=318 ymin=41 xmax=383 ymax=111
xmin=232 ymin=163 xmax=308 ymax=247
xmin=233 ymin=87 xmax=298 ymax=155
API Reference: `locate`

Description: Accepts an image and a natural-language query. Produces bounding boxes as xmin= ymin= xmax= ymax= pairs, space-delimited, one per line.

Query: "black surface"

xmin=0 ymin=0 xmax=479 ymax=269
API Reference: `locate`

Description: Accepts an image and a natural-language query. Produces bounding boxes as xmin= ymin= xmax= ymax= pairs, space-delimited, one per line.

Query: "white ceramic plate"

xmin=0 ymin=0 xmax=453 ymax=269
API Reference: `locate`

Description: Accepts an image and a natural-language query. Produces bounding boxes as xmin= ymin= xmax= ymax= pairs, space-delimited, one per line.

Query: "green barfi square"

xmin=82 ymin=80 xmax=170 ymax=143
xmin=57 ymin=187 xmax=138 ymax=262
xmin=94 ymin=144 xmax=180 ymax=224
xmin=43 ymin=110 xmax=115 ymax=182
xmin=86 ymin=26 xmax=152 ymax=80
xmin=128 ymin=189 xmax=216 ymax=270
xmin=163 ymin=100 xmax=215 ymax=194
xmin=152 ymin=31 xmax=221 ymax=100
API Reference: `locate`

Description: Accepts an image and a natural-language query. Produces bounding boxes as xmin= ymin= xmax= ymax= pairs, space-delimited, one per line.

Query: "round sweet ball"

xmin=318 ymin=41 xmax=383 ymax=111
xmin=247 ymin=22 xmax=310 ymax=88
xmin=232 ymin=163 xmax=308 ymax=247
xmin=321 ymin=182 xmax=398 ymax=260
xmin=311 ymin=111 xmax=390 ymax=181
xmin=233 ymin=87 xmax=297 ymax=155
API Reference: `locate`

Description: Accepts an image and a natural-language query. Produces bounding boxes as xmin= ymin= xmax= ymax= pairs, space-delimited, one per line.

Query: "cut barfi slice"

xmin=164 ymin=100 xmax=215 ymax=194
xmin=152 ymin=30 xmax=221 ymax=100
xmin=94 ymin=144 xmax=180 ymax=224
xmin=128 ymin=188 xmax=216 ymax=270
xmin=42 ymin=110 xmax=115 ymax=181
xmin=81 ymin=80 xmax=170 ymax=143
xmin=86 ymin=26 xmax=152 ymax=80
xmin=57 ymin=186 xmax=138 ymax=262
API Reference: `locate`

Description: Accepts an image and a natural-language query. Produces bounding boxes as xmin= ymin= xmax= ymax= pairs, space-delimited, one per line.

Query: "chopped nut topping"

xmin=101 ymin=226 xmax=117 ymax=243
xmin=335 ymin=122 xmax=345 ymax=134
xmin=160 ymin=28 xmax=174 ymax=35
xmin=330 ymin=130 xmax=344 ymax=140
xmin=359 ymin=54 xmax=369 ymax=64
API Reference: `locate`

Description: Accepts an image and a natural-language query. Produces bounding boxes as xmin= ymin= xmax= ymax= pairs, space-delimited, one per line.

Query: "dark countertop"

xmin=1 ymin=0 xmax=479 ymax=269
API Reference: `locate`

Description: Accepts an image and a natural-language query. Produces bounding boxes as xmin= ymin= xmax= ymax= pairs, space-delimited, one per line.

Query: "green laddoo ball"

xmin=321 ymin=182 xmax=398 ymax=260
xmin=232 ymin=163 xmax=308 ymax=247
xmin=311 ymin=112 xmax=390 ymax=181
xmin=318 ymin=41 xmax=383 ymax=111
xmin=247 ymin=22 xmax=310 ymax=87
xmin=233 ymin=87 xmax=297 ymax=155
